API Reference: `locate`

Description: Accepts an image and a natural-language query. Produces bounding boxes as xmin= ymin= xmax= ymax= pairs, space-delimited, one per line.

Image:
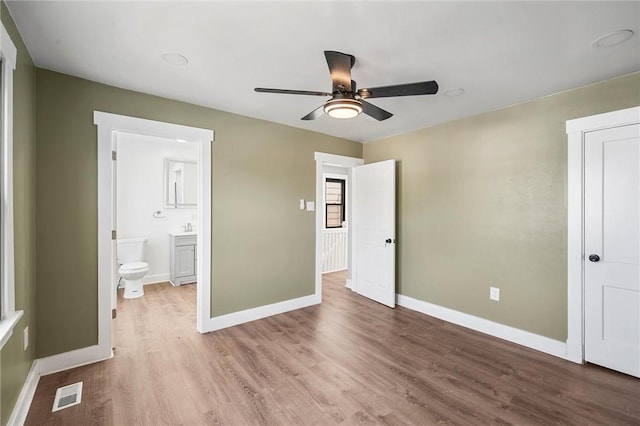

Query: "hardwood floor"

xmin=25 ymin=272 xmax=640 ymax=425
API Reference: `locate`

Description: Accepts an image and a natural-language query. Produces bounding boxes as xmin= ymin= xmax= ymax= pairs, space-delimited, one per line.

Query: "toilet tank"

xmin=117 ymin=238 xmax=147 ymax=264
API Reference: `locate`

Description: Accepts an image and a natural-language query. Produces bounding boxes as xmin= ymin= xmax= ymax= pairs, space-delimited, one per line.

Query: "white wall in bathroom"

xmin=116 ymin=132 xmax=198 ymax=284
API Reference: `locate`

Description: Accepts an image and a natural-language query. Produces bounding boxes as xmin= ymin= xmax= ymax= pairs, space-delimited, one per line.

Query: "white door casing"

xmin=584 ymin=123 xmax=640 ymax=378
xmin=95 ymin=111 xmax=213 ymax=367
xmin=566 ymin=106 xmax=640 ymax=369
xmin=353 ymin=160 xmax=396 ymax=308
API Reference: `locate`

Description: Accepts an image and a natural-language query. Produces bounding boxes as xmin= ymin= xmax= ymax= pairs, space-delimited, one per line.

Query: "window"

xmin=325 ymin=178 xmax=345 ymax=228
xmin=0 ymin=21 xmax=22 ymax=349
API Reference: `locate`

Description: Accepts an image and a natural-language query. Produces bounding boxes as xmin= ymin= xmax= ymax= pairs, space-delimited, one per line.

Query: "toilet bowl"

xmin=119 ymin=261 xmax=149 ymax=299
xmin=116 ymin=238 xmax=149 ymax=299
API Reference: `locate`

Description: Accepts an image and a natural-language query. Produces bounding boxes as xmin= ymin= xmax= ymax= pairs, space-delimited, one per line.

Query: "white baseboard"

xmin=345 ymin=278 xmax=353 ymax=290
xmin=200 ymin=294 xmax=320 ymax=333
xmin=37 ymin=344 xmax=113 ymax=376
xmin=142 ymin=273 xmax=170 ymax=285
xmin=322 ymin=268 xmax=347 ymax=274
xmin=7 ymin=361 xmax=40 ymax=426
xmin=396 ymin=294 xmax=568 ymax=360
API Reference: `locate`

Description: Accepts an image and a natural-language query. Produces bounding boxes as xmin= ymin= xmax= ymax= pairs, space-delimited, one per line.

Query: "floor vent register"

xmin=52 ymin=382 xmax=83 ymax=412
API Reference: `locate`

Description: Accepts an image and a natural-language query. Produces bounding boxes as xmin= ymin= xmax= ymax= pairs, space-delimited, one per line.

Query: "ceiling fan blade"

xmin=361 ymin=100 xmax=393 ymax=121
xmin=324 ymin=51 xmax=355 ymax=92
xmin=301 ymin=105 xmax=325 ymax=121
xmin=255 ymin=88 xmax=331 ymax=96
xmin=358 ymin=80 xmax=438 ymax=99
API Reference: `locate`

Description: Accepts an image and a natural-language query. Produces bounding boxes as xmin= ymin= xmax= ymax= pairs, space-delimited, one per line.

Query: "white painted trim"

xmin=345 ymin=278 xmax=353 ymax=290
xmin=94 ymin=112 xmax=213 ymax=367
xmin=565 ymin=106 xmax=640 ymax=133
xmin=397 ymin=294 xmax=568 ymax=360
xmin=314 ymin=152 xmax=363 ymax=168
xmin=200 ymin=294 xmax=320 ymax=332
xmin=322 ymin=268 xmax=347 ymax=274
xmin=565 ymin=106 xmax=640 ymax=364
xmin=7 ymin=361 xmax=39 ymax=426
xmin=0 ymin=24 xmax=17 ymax=68
xmin=0 ymin=310 xmax=22 ymax=349
xmin=36 ymin=345 xmax=113 ymax=376
xmin=142 ymin=273 xmax=170 ymax=285
xmin=0 ymin=20 xmax=19 ymax=348
xmin=315 ymin=152 xmax=363 ymax=303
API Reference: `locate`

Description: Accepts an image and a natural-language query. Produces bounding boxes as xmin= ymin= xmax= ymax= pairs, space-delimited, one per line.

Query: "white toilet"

xmin=117 ymin=238 xmax=149 ymax=299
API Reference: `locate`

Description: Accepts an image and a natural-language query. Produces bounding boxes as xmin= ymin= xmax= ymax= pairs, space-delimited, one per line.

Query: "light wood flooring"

xmin=25 ymin=272 xmax=640 ymax=425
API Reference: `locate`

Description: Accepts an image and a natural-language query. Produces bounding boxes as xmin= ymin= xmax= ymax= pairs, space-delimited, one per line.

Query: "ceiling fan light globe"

xmin=324 ymin=99 xmax=363 ymax=119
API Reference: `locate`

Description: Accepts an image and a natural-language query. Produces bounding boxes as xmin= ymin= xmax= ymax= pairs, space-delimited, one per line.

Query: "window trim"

xmin=0 ymin=21 xmax=23 ymax=350
xmin=324 ymin=177 xmax=346 ymax=229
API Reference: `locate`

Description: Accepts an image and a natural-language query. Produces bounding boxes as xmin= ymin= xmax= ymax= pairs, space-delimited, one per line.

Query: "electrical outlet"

xmin=490 ymin=287 xmax=500 ymax=301
xmin=23 ymin=326 xmax=29 ymax=351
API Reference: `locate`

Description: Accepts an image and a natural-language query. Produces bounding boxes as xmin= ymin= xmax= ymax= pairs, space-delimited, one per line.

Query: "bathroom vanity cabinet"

xmin=170 ymin=233 xmax=197 ymax=285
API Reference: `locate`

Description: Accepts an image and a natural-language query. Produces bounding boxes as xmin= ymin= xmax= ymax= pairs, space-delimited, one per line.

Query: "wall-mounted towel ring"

xmin=153 ymin=209 xmax=166 ymax=218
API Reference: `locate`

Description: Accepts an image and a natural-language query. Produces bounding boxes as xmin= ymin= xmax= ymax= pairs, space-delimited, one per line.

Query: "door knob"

xmin=588 ymin=254 xmax=600 ymax=262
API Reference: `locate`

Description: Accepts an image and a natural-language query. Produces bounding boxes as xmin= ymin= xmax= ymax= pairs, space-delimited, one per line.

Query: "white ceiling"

xmin=6 ymin=1 xmax=640 ymax=143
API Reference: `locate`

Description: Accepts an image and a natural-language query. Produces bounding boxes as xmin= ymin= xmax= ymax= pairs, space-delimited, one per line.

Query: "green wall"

xmin=35 ymin=69 xmax=362 ymax=358
xmin=0 ymin=3 xmax=36 ymax=424
xmin=364 ymin=72 xmax=640 ymax=341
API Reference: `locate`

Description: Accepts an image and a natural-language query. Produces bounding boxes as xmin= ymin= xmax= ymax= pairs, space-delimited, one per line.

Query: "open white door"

xmin=111 ymin=137 xmax=118 ymax=312
xmin=584 ymin=123 xmax=640 ymax=378
xmin=353 ymin=160 xmax=396 ymax=307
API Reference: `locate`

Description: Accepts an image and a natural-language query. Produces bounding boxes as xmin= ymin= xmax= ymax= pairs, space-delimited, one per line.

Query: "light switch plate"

xmin=306 ymin=201 xmax=315 ymax=211
xmin=299 ymin=199 xmax=305 ymax=210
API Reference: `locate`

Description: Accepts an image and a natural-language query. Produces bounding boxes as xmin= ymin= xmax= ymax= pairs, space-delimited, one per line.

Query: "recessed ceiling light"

xmin=444 ymin=88 xmax=465 ymax=97
xmin=161 ymin=52 xmax=189 ymax=66
xmin=592 ymin=30 xmax=634 ymax=48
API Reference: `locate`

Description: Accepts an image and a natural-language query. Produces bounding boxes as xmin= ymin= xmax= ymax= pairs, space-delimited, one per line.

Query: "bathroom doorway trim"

xmin=95 ymin=111 xmax=213 ymax=360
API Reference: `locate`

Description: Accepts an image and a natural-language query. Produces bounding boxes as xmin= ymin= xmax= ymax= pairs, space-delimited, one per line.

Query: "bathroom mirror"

xmin=164 ymin=158 xmax=197 ymax=208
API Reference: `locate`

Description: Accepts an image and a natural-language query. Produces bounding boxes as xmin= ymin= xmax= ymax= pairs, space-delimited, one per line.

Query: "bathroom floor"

xmin=113 ymin=281 xmax=197 ymax=356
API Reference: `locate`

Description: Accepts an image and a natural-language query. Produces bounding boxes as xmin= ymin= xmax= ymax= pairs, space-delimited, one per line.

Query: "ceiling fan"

xmin=255 ymin=51 xmax=439 ymax=121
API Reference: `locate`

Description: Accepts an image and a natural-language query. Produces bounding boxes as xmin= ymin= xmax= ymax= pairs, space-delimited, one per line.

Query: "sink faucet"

xmin=186 ymin=222 xmax=192 ymax=232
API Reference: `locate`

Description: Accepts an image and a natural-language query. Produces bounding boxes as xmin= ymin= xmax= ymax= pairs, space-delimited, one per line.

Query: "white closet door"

xmin=584 ymin=123 xmax=640 ymax=378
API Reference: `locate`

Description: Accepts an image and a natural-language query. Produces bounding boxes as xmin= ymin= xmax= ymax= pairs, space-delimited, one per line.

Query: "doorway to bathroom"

xmin=114 ymin=131 xmax=199 ymax=299
xmin=95 ymin=112 xmax=213 ymax=363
